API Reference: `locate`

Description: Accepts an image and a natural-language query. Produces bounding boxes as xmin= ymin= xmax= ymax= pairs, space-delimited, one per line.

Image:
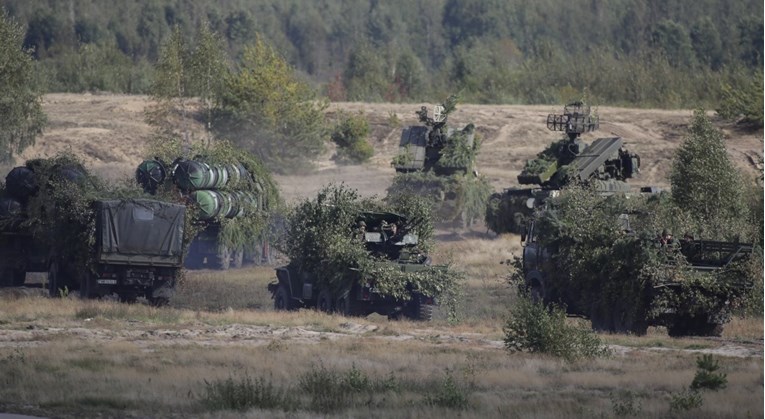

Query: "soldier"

xmin=356 ymin=220 xmax=367 ymax=242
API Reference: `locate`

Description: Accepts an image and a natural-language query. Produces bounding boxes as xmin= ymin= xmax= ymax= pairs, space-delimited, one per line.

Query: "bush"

xmin=331 ymin=111 xmax=373 ymax=164
xmin=669 ymin=390 xmax=703 ymax=413
xmin=503 ymin=293 xmax=610 ymax=362
xmin=425 ymin=369 xmax=471 ymax=410
xmin=690 ymin=354 xmax=727 ymax=391
xmin=298 ymin=363 xmax=396 ymax=413
xmin=201 ymin=372 xmax=292 ymax=411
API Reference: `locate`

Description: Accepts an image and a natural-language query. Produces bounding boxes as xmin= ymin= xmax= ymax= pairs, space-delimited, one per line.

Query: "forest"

xmin=0 ymin=0 xmax=763 ymax=108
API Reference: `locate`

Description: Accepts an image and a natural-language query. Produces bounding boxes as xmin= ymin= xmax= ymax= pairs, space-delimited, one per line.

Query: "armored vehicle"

xmin=486 ymin=101 xmax=642 ymax=234
xmin=521 ymin=195 xmax=754 ymax=337
xmin=389 ymin=96 xmax=491 ymax=227
xmin=269 ymin=211 xmax=439 ymax=320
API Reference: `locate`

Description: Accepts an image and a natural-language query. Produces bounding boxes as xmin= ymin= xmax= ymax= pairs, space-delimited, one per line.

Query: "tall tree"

xmin=0 ymin=10 xmax=46 ymax=162
xmin=670 ymin=110 xmax=749 ymax=240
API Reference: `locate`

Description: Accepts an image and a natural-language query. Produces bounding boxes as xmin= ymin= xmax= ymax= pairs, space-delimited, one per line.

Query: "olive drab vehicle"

xmin=521 ymin=209 xmax=754 ymax=337
xmin=269 ymin=212 xmax=439 ymax=320
xmin=485 ymin=101 xmax=644 ymax=234
xmin=389 ymin=96 xmax=491 ymax=228
xmin=136 ymin=156 xmax=276 ymax=270
xmin=0 ymin=161 xmax=186 ymax=305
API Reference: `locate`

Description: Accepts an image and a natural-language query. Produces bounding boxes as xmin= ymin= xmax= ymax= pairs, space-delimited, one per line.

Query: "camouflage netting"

xmin=284 ymin=184 xmax=461 ymax=306
xmin=387 ymin=171 xmax=492 ymax=227
xmin=388 ymin=95 xmax=491 ymax=227
xmin=143 ymin=138 xmax=283 ymax=252
xmin=526 ymin=185 xmax=756 ymax=334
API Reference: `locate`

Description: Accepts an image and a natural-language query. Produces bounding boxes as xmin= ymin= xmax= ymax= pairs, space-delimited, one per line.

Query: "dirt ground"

xmin=15 ymin=93 xmax=763 ymax=203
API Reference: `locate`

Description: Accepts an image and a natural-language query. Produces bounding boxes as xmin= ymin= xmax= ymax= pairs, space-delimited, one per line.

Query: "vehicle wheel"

xmin=217 ymin=246 xmax=231 ymax=270
xmin=335 ymin=291 xmax=356 ymax=317
xmin=118 ymin=293 xmax=137 ymax=304
xmin=528 ymin=278 xmax=545 ymax=303
xmin=47 ymin=261 xmax=65 ymax=298
xmin=668 ymin=316 xmax=722 ymax=337
xmin=148 ymin=297 xmax=169 ymax=307
xmin=12 ymin=269 xmax=26 ymax=286
xmin=405 ymin=295 xmax=434 ymax=321
xmin=0 ymin=268 xmax=14 ymax=287
xmin=274 ymin=283 xmax=293 ymax=311
xmin=316 ymin=289 xmax=334 ymax=313
xmin=232 ymin=249 xmax=244 ymax=269
xmin=79 ymin=273 xmax=97 ymax=299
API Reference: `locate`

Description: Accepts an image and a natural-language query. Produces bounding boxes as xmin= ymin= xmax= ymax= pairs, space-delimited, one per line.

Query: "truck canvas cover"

xmin=96 ymin=199 xmax=185 ymax=266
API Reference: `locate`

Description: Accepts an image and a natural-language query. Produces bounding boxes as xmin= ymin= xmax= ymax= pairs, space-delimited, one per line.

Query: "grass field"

xmin=0 ymin=234 xmax=762 ymax=418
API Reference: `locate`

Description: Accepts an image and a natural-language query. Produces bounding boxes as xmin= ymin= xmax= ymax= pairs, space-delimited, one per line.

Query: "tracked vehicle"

xmin=486 ymin=101 xmax=642 ymax=234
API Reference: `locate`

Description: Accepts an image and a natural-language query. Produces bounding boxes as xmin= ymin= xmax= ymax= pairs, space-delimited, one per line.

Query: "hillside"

xmin=12 ymin=93 xmax=763 ymax=204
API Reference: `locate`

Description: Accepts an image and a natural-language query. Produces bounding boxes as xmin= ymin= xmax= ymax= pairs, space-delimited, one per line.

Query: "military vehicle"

xmin=486 ymin=101 xmax=642 ymax=234
xmin=0 ymin=159 xmax=186 ymax=304
xmin=521 ymin=197 xmax=754 ymax=337
xmin=389 ymin=95 xmax=491 ymax=227
xmin=269 ymin=211 xmax=439 ymax=320
xmin=50 ymin=199 xmax=185 ymax=304
xmin=137 ymin=154 xmax=278 ymax=270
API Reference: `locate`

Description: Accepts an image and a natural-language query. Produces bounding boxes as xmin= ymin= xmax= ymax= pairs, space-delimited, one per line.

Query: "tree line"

xmin=1 ymin=0 xmax=762 ymax=109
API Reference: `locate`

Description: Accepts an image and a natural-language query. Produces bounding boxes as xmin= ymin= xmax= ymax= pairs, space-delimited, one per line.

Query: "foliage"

xmin=0 ymin=9 xmax=46 ymax=162
xmin=669 ymin=390 xmax=703 ymax=413
xmin=610 ymin=390 xmax=642 ymax=417
xmin=201 ymin=372 xmax=293 ymax=411
xmin=284 ymin=184 xmax=461 ymax=306
xmin=717 ymin=73 xmax=764 ymax=126
xmin=3 ymin=0 xmax=763 ymax=107
xmin=503 ymin=291 xmax=610 ymax=362
xmin=670 ymin=110 xmax=751 ymax=241
xmin=533 ymin=184 xmax=755 ymax=335
xmin=425 ymin=369 xmax=471 ymax=410
xmin=144 ymin=138 xmax=282 ymax=252
xmin=213 ymin=35 xmax=327 ymax=173
xmin=330 ymin=111 xmax=374 ymax=164
xmin=690 ymin=354 xmax=727 ymax=391
xmin=388 ymin=171 xmax=491 ymax=227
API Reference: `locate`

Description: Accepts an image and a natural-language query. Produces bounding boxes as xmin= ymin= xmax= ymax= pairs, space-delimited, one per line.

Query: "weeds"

xmin=425 ymin=369 xmax=471 ymax=410
xmin=610 ymin=390 xmax=642 ymax=417
xmin=201 ymin=372 xmax=292 ymax=411
xmin=669 ymin=390 xmax=703 ymax=413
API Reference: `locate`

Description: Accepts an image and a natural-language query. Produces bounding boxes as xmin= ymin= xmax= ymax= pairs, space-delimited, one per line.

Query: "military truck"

xmin=0 ymin=159 xmax=186 ymax=304
xmin=269 ymin=211 xmax=439 ymax=320
xmin=520 ymin=196 xmax=754 ymax=337
xmin=49 ymin=199 xmax=186 ymax=304
xmin=486 ymin=101 xmax=642 ymax=234
xmin=389 ymin=95 xmax=491 ymax=227
xmin=136 ymin=151 xmax=279 ymax=270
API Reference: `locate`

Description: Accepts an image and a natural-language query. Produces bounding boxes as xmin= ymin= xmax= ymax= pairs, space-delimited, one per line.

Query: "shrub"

xmin=298 ymin=363 xmax=390 ymax=412
xmin=610 ymin=390 xmax=642 ymax=417
xmin=331 ymin=111 xmax=373 ymax=164
xmin=201 ymin=372 xmax=292 ymax=411
xmin=425 ymin=369 xmax=470 ymax=410
xmin=690 ymin=354 xmax=727 ymax=391
xmin=504 ymin=293 xmax=610 ymax=362
xmin=669 ymin=390 xmax=703 ymax=413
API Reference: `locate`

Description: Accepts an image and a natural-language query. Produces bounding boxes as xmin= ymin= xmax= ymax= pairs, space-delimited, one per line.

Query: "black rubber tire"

xmin=273 ymin=283 xmax=293 ymax=311
xmin=148 ymin=297 xmax=170 ymax=307
xmin=404 ymin=295 xmax=434 ymax=321
xmin=335 ymin=291 xmax=356 ymax=317
xmin=12 ymin=269 xmax=26 ymax=286
xmin=79 ymin=273 xmax=97 ymax=299
xmin=217 ymin=246 xmax=231 ymax=270
xmin=232 ymin=249 xmax=244 ymax=269
xmin=0 ymin=268 xmax=14 ymax=287
xmin=316 ymin=289 xmax=334 ymax=313
xmin=47 ymin=261 xmax=64 ymax=298
xmin=118 ymin=293 xmax=137 ymax=304
xmin=668 ymin=316 xmax=723 ymax=337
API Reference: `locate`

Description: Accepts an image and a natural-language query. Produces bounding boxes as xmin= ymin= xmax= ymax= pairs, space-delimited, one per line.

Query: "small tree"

xmin=330 ymin=111 xmax=373 ymax=164
xmin=214 ymin=36 xmax=327 ymax=172
xmin=0 ymin=9 xmax=46 ymax=162
xmin=670 ymin=110 xmax=750 ymax=241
